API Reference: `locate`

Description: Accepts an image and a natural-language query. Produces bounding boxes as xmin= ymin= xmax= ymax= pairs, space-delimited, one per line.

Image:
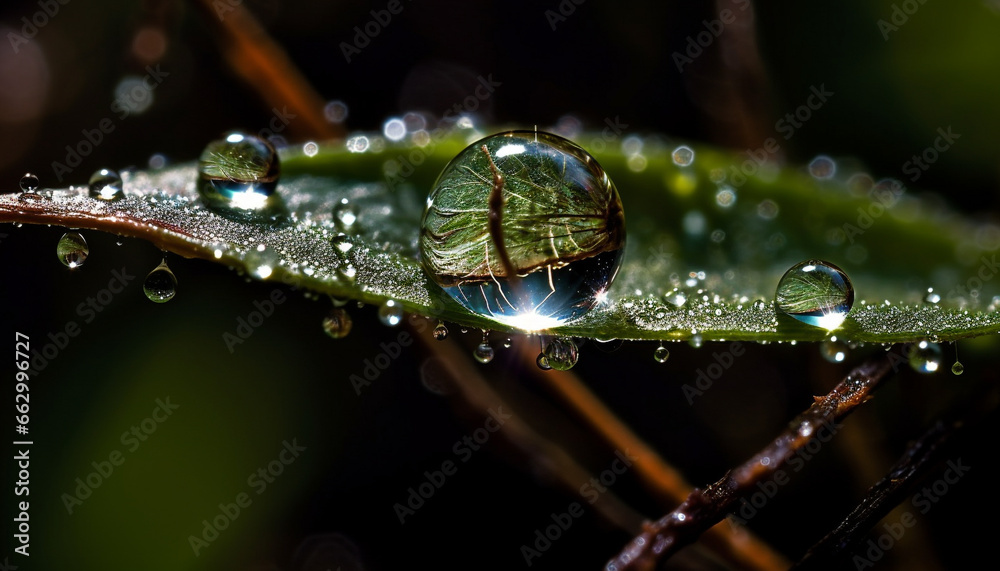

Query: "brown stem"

xmin=791 ymin=418 xmax=960 ymax=569
xmin=482 ymin=144 xmax=518 ymax=280
xmin=522 ymin=343 xmax=789 ymax=571
xmin=604 ymin=345 xmax=906 ymax=571
xmin=195 ymin=0 xmax=342 ymax=141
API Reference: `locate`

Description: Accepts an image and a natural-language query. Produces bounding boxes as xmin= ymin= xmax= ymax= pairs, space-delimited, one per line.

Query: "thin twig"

xmin=522 ymin=343 xmax=789 ymax=571
xmin=604 ymin=345 xmax=906 ymax=571
xmin=195 ymin=0 xmax=342 ymax=140
xmin=791 ymin=418 xmax=960 ymax=569
xmin=410 ymin=324 xmax=646 ymax=534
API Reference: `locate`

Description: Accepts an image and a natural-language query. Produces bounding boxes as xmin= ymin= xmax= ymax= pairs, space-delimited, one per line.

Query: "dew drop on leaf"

xmin=378 ymin=300 xmax=403 ymax=327
xmin=197 ymin=132 xmax=282 ymax=217
xmin=543 ymin=337 xmax=579 ymax=371
xmin=474 ymin=342 xmax=495 ymax=364
xmin=536 ymin=352 xmax=551 ymax=370
xmin=333 ymin=198 xmax=358 ymax=230
xmin=143 ymin=258 xmax=177 ymax=303
xmin=653 ymin=344 xmax=670 ymax=363
xmin=88 ymin=168 xmax=124 ymax=201
xmin=951 ymin=360 xmax=964 ymax=376
xmin=820 ymin=338 xmax=849 ymax=363
xmin=688 ymin=334 xmax=703 ymax=348
xmin=924 ymin=288 xmax=941 ymax=304
xmin=19 ymin=172 xmax=39 ymax=192
xmin=775 ymin=259 xmax=854 ymax=330
xmin=56 ymin=231 xmax=88 ymax=269
xmin=322 ymin=308 xmax=353 ymax=339
xmin=419 ymin=130 xmax=625 ymax=331
xmin=908 ymin=340 xmax=942 ymax=374
xmin=432 ymin=322 xmax=448 ymax=340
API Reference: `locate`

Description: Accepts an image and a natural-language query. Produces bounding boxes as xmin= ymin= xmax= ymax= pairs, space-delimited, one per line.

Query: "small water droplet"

xmin=143 ymin=258 xmax=177 ymax=303
xmin=378 ymin=300 xmax=403 ymax=327
xmin=775 ymin=259 xmax=854 ymax=330
xmin=197 ymin=132 xmax=282 ymax=217
xmin=503 ymin=338 xmax=512 ymax=349
xmin=56 ymin=232 xmax=88 ymax=269
xmin=322 ymin=308 xmax=353 ymax=339
xmin=688 ymin=334 xmax=703 ymax=348
xmin=536 ymin=353 xmax=551 ymax=370
xmin=653 ymin=345 xmax=670 ymax=363
xmin=333 ymin=198 xmax=358 ymax=230
xmin=474 ymin=343 xmax=495 ymax=364
xmin=672 ymin=145 xmax=694 ymax=167
xmin=331 ymin=233 xmax=353 ymax=253
xmin=460 ymin=327 xmax=469 ymax=334
xmin=908 ymin=341 xmax=942 ymax=374
xmin=820 ymin=339 xmax=849 ymax=363
xmin=19 ymin=173 xmax=39 ymax=192
xmin=88 ymin=168 xmax=124 ymax=200
xmin=665 ymin=290 xmax=687 ymax=307
xmin=432 ymin=322 xmax=449 ymax=340
xmin=951 ymin=361 xmax=964 ymax=375
xmin=543 ymin=337 xmax=579 ymax=370
xmin=924 ymin=288 xmax=941 ymax=304
xmin=808 ymin=155 xmax=836 ymax=180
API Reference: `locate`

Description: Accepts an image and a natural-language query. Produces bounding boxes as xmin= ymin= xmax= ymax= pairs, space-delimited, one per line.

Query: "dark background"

xmin=2 ymin=1 xmax=1000 ymax=570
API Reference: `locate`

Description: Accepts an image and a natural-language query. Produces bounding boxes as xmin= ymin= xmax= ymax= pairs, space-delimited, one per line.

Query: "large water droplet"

xmin=143 ymin=258 xmax=177 ymax=303
xmin=774 ymin=259 xmax=854 ymax=330
xmin=378 ymin=300 xmax=403 ymax=327
xmin=951 ymin=360 xmax=964 ymax=376
xmin=197 ymin=132 xmax=283 ymax=218
xmin=322 ymin=308 xmax=353 ymax=339
xmin=654 ymin=345 xmax=670 ymax=363
xmin=88 ymin=168 xmax=124 ymax=200
xmin=543 ymin=337 xmax=579 ymax=370
xmin=908 ymin=341 xmax=942 ymax=374
xmin=474 ymin=343 xmax=495 ymax=364
xmin=419 ymin=130 xmax=625 ymax=331
xmin=19 ymin=173 xmax=39 ymax=192
xmin=56 ymin=232 xmax=88 ymax=269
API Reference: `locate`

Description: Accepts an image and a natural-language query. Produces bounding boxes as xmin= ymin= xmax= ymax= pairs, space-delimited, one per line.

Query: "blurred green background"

xmin=2 ymin=1 xmax=1000 ymax=570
